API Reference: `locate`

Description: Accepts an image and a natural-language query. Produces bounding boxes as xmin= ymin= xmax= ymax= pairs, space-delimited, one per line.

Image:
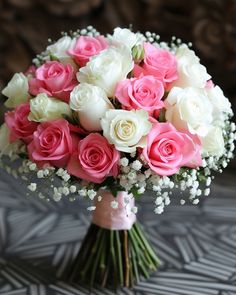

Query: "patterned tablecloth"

xmin=0 ymin=168 xmax=236 ymax=295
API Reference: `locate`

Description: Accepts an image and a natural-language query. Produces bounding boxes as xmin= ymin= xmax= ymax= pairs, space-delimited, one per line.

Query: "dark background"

xmin=0 ymin=0 xmax=236 ymax=169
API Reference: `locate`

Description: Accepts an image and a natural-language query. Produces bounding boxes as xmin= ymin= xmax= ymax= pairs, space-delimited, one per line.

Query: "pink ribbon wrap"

xmin=92 ymin=190 xmax=136 ymax=230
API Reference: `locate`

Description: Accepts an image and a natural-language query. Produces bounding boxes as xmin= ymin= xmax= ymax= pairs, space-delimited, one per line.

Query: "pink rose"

xmin=134 ymin=42 xmax=178 ymax=87
xmin=115 ymin=75 xmax=164 ymax=114
xmin=205 ymin=80 xmax=214 ymax=89
xmin=25 ymin=65 xmax=36 ymax=77
xmin=68 ymin=36 xmax=108 ymax=67
xmin=67 ymin=133 xmax=120 ymax=183
xmin=28 ymin=119 xmax=78 ymax=168
xmin=5 ymin=103 xmax=38 ymax=143
xmin=142 ymin=122 xmax=202 ymax=176
xmin=29 ymin=61 xmax=77 ymax=102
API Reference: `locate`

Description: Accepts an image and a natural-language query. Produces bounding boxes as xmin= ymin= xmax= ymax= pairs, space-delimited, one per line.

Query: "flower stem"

xmin=115 ymin=231 xmax=124 ymax=286
xmin=124 ymin=230 xmax=130 ymax=287
xmin=68 ymin=222 xmax=161 ymax=289
xmin=90 ymin=229 xmax=105 ymax=287
xmin=80 ymin=227 xmax=102 ymax=279
xmin=134 ymin=223 xmax=161 ymax=265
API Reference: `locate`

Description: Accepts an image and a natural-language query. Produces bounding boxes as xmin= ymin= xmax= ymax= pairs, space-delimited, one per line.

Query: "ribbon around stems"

xmin=92 ymin=190 xmax=136 ymax=230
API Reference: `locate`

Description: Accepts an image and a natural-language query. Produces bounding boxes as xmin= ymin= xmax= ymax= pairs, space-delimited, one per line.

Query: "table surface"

xmin=0 ymin=168 xmax=236 ymax=295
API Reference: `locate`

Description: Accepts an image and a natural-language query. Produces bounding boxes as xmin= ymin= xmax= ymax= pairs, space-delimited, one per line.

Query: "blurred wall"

xmin=0 ymin=0 xmax=236 ymax=168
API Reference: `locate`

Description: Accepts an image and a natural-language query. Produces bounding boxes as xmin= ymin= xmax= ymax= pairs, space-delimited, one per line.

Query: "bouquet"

xmin=0 ymin=26 xmax=235 ymax=290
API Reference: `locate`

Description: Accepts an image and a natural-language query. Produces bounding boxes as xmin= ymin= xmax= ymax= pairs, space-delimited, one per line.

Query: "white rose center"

xmin=115 ymin=120 xmax=136 ymax=141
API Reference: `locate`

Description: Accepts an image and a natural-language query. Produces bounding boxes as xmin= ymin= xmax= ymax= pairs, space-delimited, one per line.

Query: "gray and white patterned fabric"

xmin=0 ymin=168 xmax=236 ymax=295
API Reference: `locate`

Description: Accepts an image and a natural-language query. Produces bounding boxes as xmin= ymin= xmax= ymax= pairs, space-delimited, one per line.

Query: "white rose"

xmin=46 ymin=36 xmax=76 ymax=67
xmin=205 ymin=85 xmax=233 ymax=122
xmin=70 ymin=83 xmax=114 ymax=131
xmin=165 ymin=87 xmax=213 ymax=136
xmin=77 ymin=45 xmax=134 ymax=97
xmin=2 ymin=73 xmax=30 ymax=108
xmin=202 ymin=126 xmax=225 ymax=157
xmin=0 ymin=124 xmax=22 ymax=157
xmin=109 ymin=27 xmax=142 ymax=49
xmin=172 ymin=45 xmax=211 ymax=88
xmin=101 ymin=109 xmax=152 ymax=153
xmin=29 ymin=93 xmax=72 ymax=122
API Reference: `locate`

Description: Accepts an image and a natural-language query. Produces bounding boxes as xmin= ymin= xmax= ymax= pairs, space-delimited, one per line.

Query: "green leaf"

xmin=158 ymin=108 xmax=166 ymax=122
xmin=18 ymin=153 xmax=28 ymax=159
xmin=62 ymin=111 xmax=80 ymax=126
xmin=132 ymin=45 xmax=145 ymax=63
xmin=49 ymin=53 xmax=59 ymax=61
xmin=130 ymin=187 xmax=141 ymax=199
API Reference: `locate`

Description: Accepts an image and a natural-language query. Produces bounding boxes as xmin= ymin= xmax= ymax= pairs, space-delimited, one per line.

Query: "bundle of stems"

xmin=68 ymin=222 xmax=161 ymax=290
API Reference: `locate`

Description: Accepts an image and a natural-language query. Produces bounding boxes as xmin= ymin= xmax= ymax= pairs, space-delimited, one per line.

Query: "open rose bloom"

xmin=0 ymin=27 xmax=235 ymax=289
